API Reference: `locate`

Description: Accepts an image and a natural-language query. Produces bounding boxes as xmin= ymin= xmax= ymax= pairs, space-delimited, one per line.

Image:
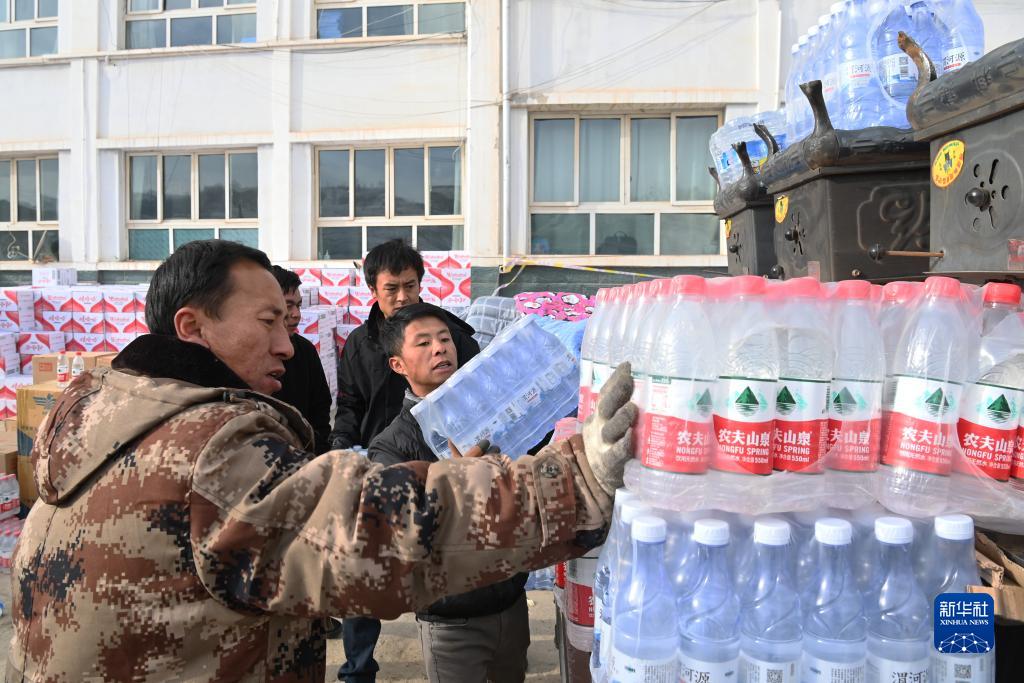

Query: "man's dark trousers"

xmin=338 ymin=617 xmax=382 ymax=682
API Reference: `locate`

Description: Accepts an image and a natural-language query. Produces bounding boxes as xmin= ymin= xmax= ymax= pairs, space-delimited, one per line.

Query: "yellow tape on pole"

xmin=498 ymin=257 xmax=661 ymax=280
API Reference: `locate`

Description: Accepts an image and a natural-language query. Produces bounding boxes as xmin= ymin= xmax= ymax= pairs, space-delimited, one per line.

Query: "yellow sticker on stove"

xmin=725 ymin=218 xmax=733 ymax=239
xmin=775 ymin=195 xmax=789 ymax=223
xmin=933 ymin=140 xmax=965 ymax=189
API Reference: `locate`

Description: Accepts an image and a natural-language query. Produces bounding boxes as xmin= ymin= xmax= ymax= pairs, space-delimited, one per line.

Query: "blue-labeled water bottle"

xmin=837 ymin=0 xmax=884 ymax=129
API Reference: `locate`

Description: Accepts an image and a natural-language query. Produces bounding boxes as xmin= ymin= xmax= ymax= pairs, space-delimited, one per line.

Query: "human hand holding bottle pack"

xmin=583 ymin=362 xmax=638 ymax=497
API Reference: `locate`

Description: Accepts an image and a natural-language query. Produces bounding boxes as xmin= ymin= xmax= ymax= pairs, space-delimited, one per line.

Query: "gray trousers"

xmin=416 ymin=593 xmax=531 ymax=683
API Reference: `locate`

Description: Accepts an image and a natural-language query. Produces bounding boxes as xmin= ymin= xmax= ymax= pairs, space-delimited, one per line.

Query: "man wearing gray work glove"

xmin=582 ymin=362 xmax=638 ymax=496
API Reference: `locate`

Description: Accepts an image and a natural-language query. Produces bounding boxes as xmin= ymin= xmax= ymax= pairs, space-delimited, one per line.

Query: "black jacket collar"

xmin=113 ymin=334 xmax=250 ymax=390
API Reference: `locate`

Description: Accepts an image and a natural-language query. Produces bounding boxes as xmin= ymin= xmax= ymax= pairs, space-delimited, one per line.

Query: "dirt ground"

xmin=0 ymin=579 xmax=562 ymax=682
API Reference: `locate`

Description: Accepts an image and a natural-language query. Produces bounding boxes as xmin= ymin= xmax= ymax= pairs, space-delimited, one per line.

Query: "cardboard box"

xmin=420 ymin=290 xmax=442 ymax=306
xmin=421 ymin=251 xmax=447 ymax=269
xmin=103 ymin=312 xmax=138 ymax=334
xmin=31 ymin=267 xmax=77 ymax=288
xmin=0 ymin=288 xmax=35 ymax=330
xmin=69 ymin=312 xmax=105 ymax=335
xmin=0 ymin=313 xmax=21 ymax=332
xmin=134 ymin=311 xmax=149 ymax=334
xmin=67 ymin=334 xmax=113 ymax=353
xmin=70 ymin=287 xmax=104 ymax=313
xmin=317 ymin=286 xmax=350 ymax=307
xmin=347 ymin=285 xmax=375 ymax=307
xmin=18 ymin=332 xmax=65 ymax=357
xmin=294 ymin=268 xmax=322 ymax=287
xmin=16 ymin=380 xmax=62 ymax=456
xmin=320 ymin=268 xmax=354 ymax=287
xmin=298 ymin=286 xmax=318 ymax=308
xmin=3 ymin=450 xmax=15 ymax=476
xmin=972 ymin=532 xmax=1024 ymax=623
xmin=104 ymin=333 xmax=136 ymax=351
xmin=346 ymin=306 xmax=372 ymax=326
xmin=34 ymin=288 xmax=73 ymax=314
xmin=37 ymin=311 xmax=74 ymax=332
xmin=447 ymin=250 xmax=472 ymax=269
xmin=134 ymin=289 xmax=147 ymax=311
xmin=31 ymin=351 xmax=114 ymax=383
xmin=0 ymin=417 xmax=17 ymax=458
xmin=17 ymin=454 xmax=36 ymax=504
xmin=102 ymin=288 xmax=137 ymax=313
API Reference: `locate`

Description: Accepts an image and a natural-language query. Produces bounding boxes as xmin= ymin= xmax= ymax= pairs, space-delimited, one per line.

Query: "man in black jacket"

xmin=271 ymin=266 xmax=332 ymax=454
xmin=373 ymin=303 xmax=530 ymax=683
xmin=328 ymin=241 xmax=480 ymax=682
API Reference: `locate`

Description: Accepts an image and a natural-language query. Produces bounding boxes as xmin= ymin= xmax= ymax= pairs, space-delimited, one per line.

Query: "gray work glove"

xmin=582 ymin=362 xmax=638 ymax=496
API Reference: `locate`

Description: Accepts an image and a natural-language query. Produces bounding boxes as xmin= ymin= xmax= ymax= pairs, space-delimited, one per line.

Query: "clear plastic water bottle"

xmin=579 ymin=288 xmax=611 ymax=423
xmin=927 ymin=514 xmax=995 ymax=683
xmin=588 ymin=286 xmax=628 ymax=421
xmin=591 ymin=490 xmax=646 ymax=683
xmin=851 ymin=504 xmax=887 ymax=596
xmin=979 ymin=283 xmax=1021 ymax=336
xmin=56 ymin=351 xmax=69 ymax=388
xmin=610 ymin=516 xmax=678 ymax=682
xmin=773 ymin=278 xmax=833 ymax=474
xmin=711 ymin=277 xmax=780 ymax=497
xmin=628 ymin=280 xmax=672 ymax=456
xmin=738 ymin=518 xmax=802 ymax=683
xmin=872 ymin=0 xmax=917 ymax=118
xmin=786 ymin=35 xmax=812 ymax=143
xmin=931 ymin=0 xmax=984 ymax=73
xmin=906 ymin=1 xmax=954 ymax=71
xmin=880 ymin=276 xmax=973 ymax=517
xmin=677 ymin=519 xmax=741 ymax=683
xmin=635 ymin=276 xmax=716 ymax=502
xmin=71 ymin=351 xmax=85 ymax=381
xmin=837 ymin=0 xmax=884 ymax=129
xmin=803 ymin=518 xmax=868 ymax=683
xmin=865 ymin=517 xmax=932 ymax=683
xmin=821 ymin=3 xmax=848 ymax=119
xmin=828 ymin=280 xmax=886 ymax=501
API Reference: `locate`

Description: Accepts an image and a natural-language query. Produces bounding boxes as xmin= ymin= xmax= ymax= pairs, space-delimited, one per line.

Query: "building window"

xmin=0 ymin=156 xmax=59 ymax=261
xmin=0 ymin=0 xmax=58 ymax=59
xmin=315 ymin=144 xmax=463 ymax=259
xmin=125 ymin=0 xmax=256 ymax=50
xmin=529 ymin=113 xmax=721 ymax=256
xmin=126 ymin=151 xmax=258 ymax=260
xmin=316 ymin=2 xmax=465 ymax=40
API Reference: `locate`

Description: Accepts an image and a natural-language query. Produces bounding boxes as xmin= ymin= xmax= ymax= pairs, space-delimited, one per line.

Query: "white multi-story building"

xmin=0 ymin=0 xmax=1019 ymax=291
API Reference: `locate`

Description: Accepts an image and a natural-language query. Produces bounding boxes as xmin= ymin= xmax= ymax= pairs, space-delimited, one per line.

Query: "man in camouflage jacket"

xmin=8 ymin=240 xmax=637 ymax=682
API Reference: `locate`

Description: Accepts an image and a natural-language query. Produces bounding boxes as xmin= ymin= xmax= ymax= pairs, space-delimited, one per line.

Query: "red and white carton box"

xmin=317 ymin=286 xmax=350 ymax=308
xmin=101 ymin=288 xmax=137 ymax=314
xmin=334 ymin=324 xmax=357 ymax=351
xmin=37 ymin=311 xmax=74 ymax=333
xmin=0 ymin=353 xmax=19 ymax=379
xmin=104 ymin=333 xmax=136 ymax=352
xmin=346 ymin=306 xmax=372 ymax=326
xmin=0 ymin=314 xmax=19 ymax=333
xmin=31 ymin=267 xmax=77 ymax=288
xmin=70 ymin=288 xmax=104 ymax=313
xmin=298 ymin=309 xmax=329 ymax=336
xmin=103 ymin=312 xmax=138 ymax=335
xmin=18 ymin=332 xmax=65 ymax=356
xmin=298 ymin=286 xmax=318 ymax=308
xmin=420 ymin=290 xmax=442 ymax=306
xmin=35 ymin=288 xmax=73 ymax=315
xmin=421 ymin=251 xmax=447 ymax=269
xmin=69 ymin=313 xmax=105 ymax=335
xmin=293 ymin=268 xmax=323 ymax=287
xmin=320 ymin=268 xmax=354 ymax=287
xmin=68 ymin=333 xmax=112 ymax=353
xmin=346 ymin=285 xmax=375 ymax=307
xmin=134 ymin=311 xmax=149 ymax=334
xmin=446 ymin=250 xmax=472 ymax=269
xmin=134 ymin=288 xmax=148 ymax=312
xmin=441 ymin=268 xmax=472 ymax=307
xmin=422 ymin=268 xmax=442 ymax=292
xmin=0 ymin=288 xmax=35 ymax=317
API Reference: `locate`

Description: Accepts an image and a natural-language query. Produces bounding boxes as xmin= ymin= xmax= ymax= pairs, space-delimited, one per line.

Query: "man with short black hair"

xmin=9 ymin=239 xmax=639 ymax=682
xmin=374 ymin=302 xmax=531 ymax=682
xmin=329 ymin=240 xmax=479 ymax=682
xmin=270 ymin=265 xmax=332 ymax=454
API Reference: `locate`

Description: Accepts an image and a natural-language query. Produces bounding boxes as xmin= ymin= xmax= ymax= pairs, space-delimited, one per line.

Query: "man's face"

xmin=282 ymin=288 xmax=301 ymax=335
xmin=371 ymin=267 xmax=421 ymax=318
xmin=389 ymin=317 xmax=456 ymax=395
xmin=187 ymin=261 xmax=294 ymax=394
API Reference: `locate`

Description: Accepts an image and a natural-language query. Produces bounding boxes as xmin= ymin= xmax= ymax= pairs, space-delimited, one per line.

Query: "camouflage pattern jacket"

xmin=8 ymin=335 xmax=611 ymax=682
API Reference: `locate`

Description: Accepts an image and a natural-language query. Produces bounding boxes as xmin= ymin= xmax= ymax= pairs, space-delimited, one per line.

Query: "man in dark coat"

xmin=270 ymin=266 xmax=332 ymax=454
xmin=373 ymin=302 xmax=530 ymax=682
xmin=328 ymin=240 xmax=480 ymax=682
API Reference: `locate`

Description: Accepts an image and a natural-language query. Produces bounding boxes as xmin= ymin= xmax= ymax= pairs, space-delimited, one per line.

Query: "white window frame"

xmin=124 ymin=150 xmax=258 ymax=259
xmin=528 ymin=111 xmax=723 ymax=257
xmin=0 ymin=155 xmax=59 ymax=262
xmin=313 ymin=1 xmax=467 ymax=41
xmin=314 ymin=142 xmax=465 ymax=257
xmin=0 ymin=0 xmax=58 ymax=59
xmin=123 ymin=0 xmax=257 ymax=50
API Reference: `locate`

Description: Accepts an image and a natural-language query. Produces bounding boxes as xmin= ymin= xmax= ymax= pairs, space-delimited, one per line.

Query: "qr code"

xmin=955 ymin=662 xmax=972 ymax=680
xmin=767 ymin=670 xmax=783 ymax=683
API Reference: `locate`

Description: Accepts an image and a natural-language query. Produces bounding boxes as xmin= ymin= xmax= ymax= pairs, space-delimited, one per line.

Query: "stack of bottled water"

xmin=412 ymin=315 xmax=578 ymax=459
xmin=589 ymin=495 xmax=993 ymax=683
xmin=708 ymin=111 xmax=789 ymax=188
xmin=780 ymin=0 xmax=984 ymax=137
xmin=578 ymin=275 xmax=1024 ymax=524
